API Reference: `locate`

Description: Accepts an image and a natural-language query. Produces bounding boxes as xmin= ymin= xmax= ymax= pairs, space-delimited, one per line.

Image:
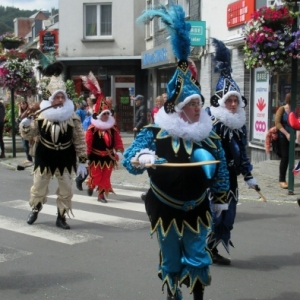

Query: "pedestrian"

xmin=75 ymin=100 xmax=87 ymax=123
xmin=0 ymin=98 xmax=5 ymax=158
xmin=124 ymin=5 xmax=229 ymax=300
xmin=206 ymin=38 xmax=258 ymax=265
xmin=133 ymin=94 xmax=147 ymax=137
xmin=80 ymin=71 xmax=124 ymax=202
xmin=162 ymin=92 xmax=168 ymax=103
xmin=275 ymin=92 xmax=291 ymax=189
xmin=19 ymin=74 xmax=87 ymax=229
xmin=151 ymin=95 xmax=164 ymax=123
xmin=17 ymin=100 xmax=33 ymax=165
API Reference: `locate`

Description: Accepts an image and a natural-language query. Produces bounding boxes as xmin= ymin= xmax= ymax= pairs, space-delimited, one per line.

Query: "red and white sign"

xmin=227 ymin=0 xmax=255 ymax=28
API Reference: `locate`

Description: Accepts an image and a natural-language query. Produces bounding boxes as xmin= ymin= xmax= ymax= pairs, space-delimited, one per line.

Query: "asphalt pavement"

xmin=1 ymin=132 xmax=299 ymax=204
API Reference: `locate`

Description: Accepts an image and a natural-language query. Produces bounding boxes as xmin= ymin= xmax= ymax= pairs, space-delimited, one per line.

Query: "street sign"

xmin=187 ymin=21 xmax=206 ymax=46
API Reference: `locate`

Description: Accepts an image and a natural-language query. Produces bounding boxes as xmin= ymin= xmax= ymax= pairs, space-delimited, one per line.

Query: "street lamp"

xmin=285 ymin=0 xmax=299 ymax=194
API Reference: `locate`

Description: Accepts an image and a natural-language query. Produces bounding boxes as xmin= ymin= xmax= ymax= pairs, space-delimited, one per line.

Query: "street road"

xmin=0 ymin=163 xmax=300 ymax=300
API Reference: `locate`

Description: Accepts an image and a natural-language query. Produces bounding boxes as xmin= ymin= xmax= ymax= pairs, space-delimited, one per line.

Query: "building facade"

xmin=58 ymin=0 xmax=148 ymax=132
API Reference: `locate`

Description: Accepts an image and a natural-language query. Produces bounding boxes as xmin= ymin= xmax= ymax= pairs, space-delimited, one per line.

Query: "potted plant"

xmin=0 ymin=32 xmax=25 ymax=50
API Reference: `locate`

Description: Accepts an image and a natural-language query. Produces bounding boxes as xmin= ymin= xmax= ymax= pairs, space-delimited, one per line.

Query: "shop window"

xmin=84 ymin=3 xmax=112 ymax=38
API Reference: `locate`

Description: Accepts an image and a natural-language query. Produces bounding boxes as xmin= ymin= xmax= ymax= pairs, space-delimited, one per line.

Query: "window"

xmin=177 ymin=0 xmax=189 ymax=16
xmin=146 ymin=0 xmax=154 ymax=39
xmin=84 ymin=3 xmax=112 ymax=38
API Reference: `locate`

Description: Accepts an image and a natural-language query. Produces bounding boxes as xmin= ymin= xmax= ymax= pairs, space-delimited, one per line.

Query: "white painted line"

xmin=61 ymin=194 xmax=146 ymax=213
xmin=0 ymin=213 xmax=101 ymax=245
xmin=1 ymin=200 xmax=149 ymax=230
xmin=114 ymin=188 xmax=146 ymax=198
xmin=0 ymin=245 xmax=32 ymax=263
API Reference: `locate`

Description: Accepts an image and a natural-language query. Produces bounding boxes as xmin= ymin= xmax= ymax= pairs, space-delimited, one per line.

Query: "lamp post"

xmin=286 ymin=0 xmax=299 ymax=195
xmin=10 ymin=88 xmax=16 ymax=157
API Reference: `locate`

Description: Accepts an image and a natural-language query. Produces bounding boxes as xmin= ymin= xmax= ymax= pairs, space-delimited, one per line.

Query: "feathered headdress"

xmin=210 ymin=38 xmax=247 ymax=108
xmin=26 ymin=49 xmax=64 ymax=77
xmin=26 ymin=49 xmax=65 ymax=100
xmin=137 ymin=3 xmax=203 ymax=113
xmin=80 ymin=71 xmax=109 ymax=118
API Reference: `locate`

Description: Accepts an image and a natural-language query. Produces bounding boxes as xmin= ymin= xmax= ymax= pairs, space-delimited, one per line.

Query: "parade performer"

xmin=206 ymin=38 xmax=259 ymax=264
xmin=123 ymin=5 xmax=229 ymax=300
xmin=83 ymin=72 xmax=124 ymax=203
xmin=20 ymin=74 xmax=87 ymax=229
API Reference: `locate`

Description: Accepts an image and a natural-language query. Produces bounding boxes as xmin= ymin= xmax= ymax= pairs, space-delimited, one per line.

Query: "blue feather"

xmin=137 ymin=3 xmax=191 ymax=60
xmin=211 ymin=38 xmax=232 ymax=73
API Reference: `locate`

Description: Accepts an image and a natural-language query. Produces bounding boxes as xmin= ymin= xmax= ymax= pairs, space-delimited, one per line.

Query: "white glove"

xmin=115 ymin=151 xmax=124 ymax=162
xmin=77 ymin=163 xmax=87 ymax=177
xmin=138 ymin=154 xmax=155 ymax=168
xmin=211 ymin=203 xmax=228 ymax=218
xmin=245 ymin=177 xmax=257 ymax=188
xmin=20 ymin=117 xmax=32 ymax=128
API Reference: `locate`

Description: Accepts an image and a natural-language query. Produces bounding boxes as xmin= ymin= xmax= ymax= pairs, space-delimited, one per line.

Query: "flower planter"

xmin=1 ymin=41 xmax=22 ymax=50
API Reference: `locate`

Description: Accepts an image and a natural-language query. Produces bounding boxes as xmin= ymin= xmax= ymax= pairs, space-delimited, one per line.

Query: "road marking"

xmin=0 ymin=246 xmax=32 ymax=263
xmin=49 ymin=194 xmax=146 ymax=213
xmin=0 ymin=214 xmax=101 ymax=245
xmin=1 ymin=200 xmax=149 ymax=230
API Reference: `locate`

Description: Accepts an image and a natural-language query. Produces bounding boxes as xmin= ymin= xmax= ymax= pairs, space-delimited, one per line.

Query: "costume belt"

xmin=150 ymin=181 xmax=206 ymax=211
xmin=91 ymin=148 xmax=114 ymax=157
xmin=40 ymin=137 xmax=72 ymax=151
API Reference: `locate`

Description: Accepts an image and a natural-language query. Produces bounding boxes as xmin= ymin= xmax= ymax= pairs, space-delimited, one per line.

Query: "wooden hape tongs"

xmin=251 ymin=184 xmax=267 ymax=202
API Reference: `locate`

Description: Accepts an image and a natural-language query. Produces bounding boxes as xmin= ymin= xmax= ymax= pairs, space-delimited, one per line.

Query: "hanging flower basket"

xmin=0 ymin=58 xmax=37 ymax=98
xmin=243 ymin=5 xmax=300 ymax=71
xmin=1 ymin=41 xmax=23 ymax=50
xmin=0 ymin=32 xmax=25 ymax=50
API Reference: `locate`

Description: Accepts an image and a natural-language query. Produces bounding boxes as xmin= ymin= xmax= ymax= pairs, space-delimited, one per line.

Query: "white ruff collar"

xmin=91 ymin=115 xmax=115 ymax=130
xmin=210 ymin=106 xmax=246 ymax=129
xmin=40 ymin=99 xmax=74 ymax=122
xmin=154 ymin=108 xmax=212 ymax=141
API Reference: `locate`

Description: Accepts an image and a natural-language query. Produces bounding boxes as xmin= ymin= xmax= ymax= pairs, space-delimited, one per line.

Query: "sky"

xmin=1 ymin=0 xmax=58 ymax=11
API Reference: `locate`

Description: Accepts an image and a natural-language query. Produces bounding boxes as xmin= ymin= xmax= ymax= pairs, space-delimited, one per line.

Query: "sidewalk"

xmin=1 ymin=132 xmax=299 ymax=204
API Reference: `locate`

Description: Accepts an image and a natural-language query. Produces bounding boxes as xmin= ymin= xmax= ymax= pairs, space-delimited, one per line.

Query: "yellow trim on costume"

xmin=156 ymin=129 xmax=170 ymax=139
xmin=183 ymin=139 xmax=193 ymax=156
xmin=90 ymin=160 xmax=116 ymax=170
xmin=171 ymin=137 xmax=180 ymax=154
xmin=150 ymin=212 xmax=212 ymax=237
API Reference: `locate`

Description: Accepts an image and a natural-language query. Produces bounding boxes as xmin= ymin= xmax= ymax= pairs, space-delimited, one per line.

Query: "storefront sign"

xmin=227 ymin=0 xmax=255 ymax=28
xmin=187 ymin=21 xmax=206 ymax=46
xmin=39 ymin=30 xmax=58 ymax=53
xmin=252 ymin=67 xmax=269 ymax=141
xmin=141 ymin=43 xmax=175 ymax=69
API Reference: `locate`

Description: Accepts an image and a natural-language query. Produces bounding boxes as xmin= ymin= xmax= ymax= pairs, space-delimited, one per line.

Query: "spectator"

xmin=151 ymin=95 xmax=164 ymax=123
xmin=76 ymin=100 xmax=87 ymax=123
xmin=17 ymin=100 xmax=33 ymax=165
xmin=162 ymin=92 xmax=168 ymax=103
xmin=0 ymin=98 xmax=5 ymax=158
xmin=275 ymin=92 xmax=292 ymax=189
xmin=133 ymin=95 xmax=147 ymax=138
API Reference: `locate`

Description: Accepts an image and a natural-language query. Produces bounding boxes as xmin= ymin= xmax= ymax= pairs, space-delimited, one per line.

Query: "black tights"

xmin=167 ymin=281 xmax=203 ymax=300
xmin=193 ymin=281 xmax=204 ymax=300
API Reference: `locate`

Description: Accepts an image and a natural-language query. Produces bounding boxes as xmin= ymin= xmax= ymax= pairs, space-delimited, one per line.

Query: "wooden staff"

xmin=27 ymin=103 xmax=61 ymax=119
xmin=131 ymin=160 xmax=220 ymax=168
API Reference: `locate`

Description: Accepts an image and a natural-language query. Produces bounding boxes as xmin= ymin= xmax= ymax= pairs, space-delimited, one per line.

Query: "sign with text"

xmin=252 ymin=67 xmax=269 ymax=141
xmin=187 ymin=21 xmax=206 ymax=46
xmin=39 ymin=30 xmax=58 ymax=53
xmin=227 ymin=0 xmax=255 ymax=28
xmin=141 ymin=43 xmax=175 ymax=69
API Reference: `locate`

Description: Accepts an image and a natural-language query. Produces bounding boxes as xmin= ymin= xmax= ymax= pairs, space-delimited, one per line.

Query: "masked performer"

xmin=123 ymin=5 xmax=229 ymax=300
xmin=20 ymin=64 xmax=87 ymax=229
xmin=83 ymin=72 xmax=124 ymax=203
xmin=206 ymin=38 xmax=258 ymax=264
